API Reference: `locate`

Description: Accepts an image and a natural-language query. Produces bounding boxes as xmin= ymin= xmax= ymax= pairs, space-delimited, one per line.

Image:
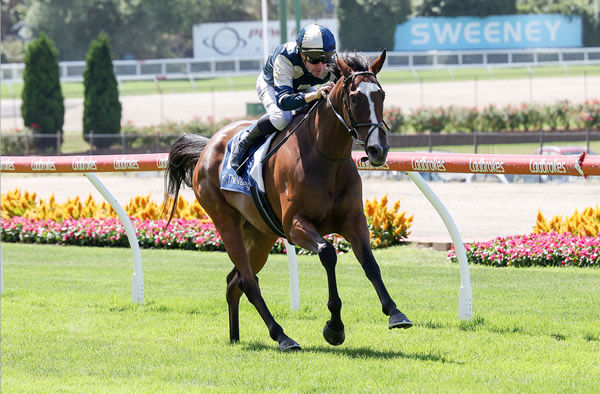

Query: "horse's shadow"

xmin=239 ymin=341 xmax=456 ymax=364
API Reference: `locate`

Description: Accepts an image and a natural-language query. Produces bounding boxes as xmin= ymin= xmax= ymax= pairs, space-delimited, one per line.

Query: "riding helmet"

xmin=296 ymin=23 xmax=336 ymax=62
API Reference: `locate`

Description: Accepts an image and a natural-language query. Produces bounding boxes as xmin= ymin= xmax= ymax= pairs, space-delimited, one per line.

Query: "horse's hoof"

xmin=323 ymin=322 xmax=345 ymax=346
xmin=279 ymin=337 xmax=302 ymax=351
xmin=389 ymin=311 xmax=413 ymax=329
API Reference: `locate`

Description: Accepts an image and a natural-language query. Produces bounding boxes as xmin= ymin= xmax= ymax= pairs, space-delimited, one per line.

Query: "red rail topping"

xmin=1 ymin=152 xmax=597 ymax=177
xmin=1 ymin=154 xmax=169 ymax=173
xmin=353 ymin=152 xmax=595 ymax=177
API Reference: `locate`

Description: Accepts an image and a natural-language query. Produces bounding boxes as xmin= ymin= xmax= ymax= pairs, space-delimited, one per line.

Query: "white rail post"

xmin=85 ymin=173 xmax=144 ymax=303
xmin=406 ymin=172 xmax=473 ymax=320
xmin=284 ymin=239 xmax=300 ymax=311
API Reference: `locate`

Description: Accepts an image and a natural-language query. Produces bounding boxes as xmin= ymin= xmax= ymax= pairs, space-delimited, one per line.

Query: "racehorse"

xmin=163 ymin=50 xmax=412 ymax=351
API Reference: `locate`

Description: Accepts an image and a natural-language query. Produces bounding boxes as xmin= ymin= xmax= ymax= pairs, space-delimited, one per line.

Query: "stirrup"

xmin=230 ymin=117 xmax=275 ymax=174
xmin=230 ymin=151 xmax=248 ymax=174
xmin=230 ymin=138 xmax=252 ymax=174
xmin=233 ymin=159 xmax=249 ymax=176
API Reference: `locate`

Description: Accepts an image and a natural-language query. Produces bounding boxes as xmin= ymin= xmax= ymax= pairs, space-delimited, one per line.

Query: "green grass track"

xmin=2 ymin=243 xmax=599 ymax=391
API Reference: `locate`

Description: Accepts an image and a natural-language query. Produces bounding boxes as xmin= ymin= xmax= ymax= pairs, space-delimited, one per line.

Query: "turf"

xmin=2 ymin=243 xmax=599 ymax=391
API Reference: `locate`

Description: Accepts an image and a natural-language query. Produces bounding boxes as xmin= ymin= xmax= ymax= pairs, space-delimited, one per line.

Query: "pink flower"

xmin=447 ymin=232 xmax=600 ymax=268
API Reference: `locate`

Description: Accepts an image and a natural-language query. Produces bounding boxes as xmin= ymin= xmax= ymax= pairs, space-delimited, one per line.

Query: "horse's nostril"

xmin=367 ymin=146 xmax=381 ymax=157
xmin=381 ymin=143 xmax=389 ymax=154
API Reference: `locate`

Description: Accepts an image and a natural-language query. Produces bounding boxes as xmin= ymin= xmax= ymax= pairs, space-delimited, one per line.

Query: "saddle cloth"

xmin=220 ymin=123 xmax=276 ymax=195
xmin=220 ymin=124 xmax=286 ymax=237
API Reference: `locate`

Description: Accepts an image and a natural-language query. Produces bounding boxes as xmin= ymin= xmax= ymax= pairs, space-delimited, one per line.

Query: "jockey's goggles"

xmin=303 ymin=51 xmax=334 ymax=64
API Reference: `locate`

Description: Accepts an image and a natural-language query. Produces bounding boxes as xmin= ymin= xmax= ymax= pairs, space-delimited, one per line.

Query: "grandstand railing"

xmin=2 ymin=47 xmax=600 ymax=83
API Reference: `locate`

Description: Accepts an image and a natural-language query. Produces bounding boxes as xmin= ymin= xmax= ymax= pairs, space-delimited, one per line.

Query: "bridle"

xmin=326 ymin=71 xmax=390 ymax=148
xmin=262 ymin=70 xmax=389 ymax=165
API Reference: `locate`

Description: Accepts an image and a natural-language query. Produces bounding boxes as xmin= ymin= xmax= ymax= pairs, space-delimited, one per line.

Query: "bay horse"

xmin=164 ymin=50 xmax=412 ymax=351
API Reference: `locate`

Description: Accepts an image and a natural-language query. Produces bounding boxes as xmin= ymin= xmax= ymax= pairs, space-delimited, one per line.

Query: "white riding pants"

xmin=256 ymin=72 xmax=293 ymax=131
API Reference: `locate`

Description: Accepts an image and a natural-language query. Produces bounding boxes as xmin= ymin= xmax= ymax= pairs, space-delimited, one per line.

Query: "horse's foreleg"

xmin=289 ymin=216 xmax=345 ymax=345
xmin=341 ymin=215 xmax=413 ymax=329
xmin=319 ymin=241 xmax=346 ymax=345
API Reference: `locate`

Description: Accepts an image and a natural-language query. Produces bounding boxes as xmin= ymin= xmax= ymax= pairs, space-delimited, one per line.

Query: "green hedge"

xmin=3 ymin=99 xmax=599 ymax=155
xmin=384 ymin=99 xmax=600 ymax=134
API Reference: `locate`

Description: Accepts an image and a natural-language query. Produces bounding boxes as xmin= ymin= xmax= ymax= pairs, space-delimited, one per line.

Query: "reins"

xmin=260 ymin=99 xmax=321 ymax=165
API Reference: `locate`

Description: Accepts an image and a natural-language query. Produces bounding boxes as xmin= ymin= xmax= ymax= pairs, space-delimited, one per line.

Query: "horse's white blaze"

xmin=357 ymin=82 xmax=380 ymax=126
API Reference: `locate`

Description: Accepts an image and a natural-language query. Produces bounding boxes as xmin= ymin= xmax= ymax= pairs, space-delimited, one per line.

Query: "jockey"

xmin=230 ymin=23 xmax=337 ymax=173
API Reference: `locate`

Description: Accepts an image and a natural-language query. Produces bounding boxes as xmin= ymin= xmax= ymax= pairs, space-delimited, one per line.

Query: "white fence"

xmin=2 ymin=47 xmax=600 ymax=83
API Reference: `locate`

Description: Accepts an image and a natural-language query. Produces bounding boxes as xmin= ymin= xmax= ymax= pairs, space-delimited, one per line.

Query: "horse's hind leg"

xmin=236 ymin=259 xmax=300 ymax=350
xmin=289 ymin=216 xmax=345 ymax=346
xmin=225 ymin=228 xmax=278 ymax=344
xmin=237 ymin=224 xmax=301 ymax=350
xmin=226 ymin=268 xmax=242 ymax=342
xmin=214 ymin=212 xmax=300 ymax=350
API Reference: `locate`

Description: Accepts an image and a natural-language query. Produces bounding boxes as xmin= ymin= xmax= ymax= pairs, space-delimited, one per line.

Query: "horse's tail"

xmin=162 ymin=133 xmax=210 ymax=226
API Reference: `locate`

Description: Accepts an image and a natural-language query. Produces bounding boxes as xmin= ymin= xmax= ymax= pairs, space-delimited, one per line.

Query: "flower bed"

xmin=2 ymin=216 xmax=219 ymax=250
xmin=449 ymin=205 xmax=600 ymax=268
xmin=0 ymin=216 xmax=376 ymax=254
xmin=534 ymin=206 xmax=600 ymax=237
xmin=448 ymin=232 xmax=600 ymax=268
xmin=0 ymin=189 xmax=413 ymax=254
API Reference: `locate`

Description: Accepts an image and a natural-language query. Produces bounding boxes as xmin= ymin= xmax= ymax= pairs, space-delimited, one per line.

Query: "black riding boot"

xmin=230 ymin=115 xmax=278 ymax=175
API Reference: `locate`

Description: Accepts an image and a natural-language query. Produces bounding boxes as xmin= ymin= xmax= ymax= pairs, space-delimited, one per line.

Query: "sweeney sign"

xmin=394 ymin=14 xmax=581 ymax=51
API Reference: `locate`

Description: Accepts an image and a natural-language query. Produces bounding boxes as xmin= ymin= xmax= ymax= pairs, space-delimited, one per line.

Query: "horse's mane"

xmin=328 ymin=52 xmax=370 ymax=81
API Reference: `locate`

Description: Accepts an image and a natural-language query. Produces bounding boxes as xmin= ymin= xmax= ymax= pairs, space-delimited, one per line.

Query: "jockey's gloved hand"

xmin=305 ymin=82 xmax=334 ymax=103
xmin=318 ymin=82 xmax=334 ymax=96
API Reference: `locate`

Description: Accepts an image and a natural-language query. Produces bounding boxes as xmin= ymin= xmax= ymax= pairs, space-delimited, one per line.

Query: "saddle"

xmin=220 ymin=124 xmax=286 ymax=237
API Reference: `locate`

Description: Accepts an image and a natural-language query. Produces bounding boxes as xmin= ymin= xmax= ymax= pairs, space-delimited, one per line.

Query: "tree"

xmin=83 ymin=32 xmax=121 ymax=148
xmin=24 ymin=0 xmax=260 ymax=60
xmin=518 ymin=0 xmax=600 ymax=47
xmin=25 ymin=0 xmax=126 ymax=60
xmin=1 ymin=0 xmax=27 ymax=40
xmin=338 ymin=0 xmax=412 ymax=51
xmin=416 ymin=0 xmax=517 ymax=16
xmin=1 ymin=0 xmax=29 ymax=62
xmin=21 ymin=32 xmax=64 ymax=152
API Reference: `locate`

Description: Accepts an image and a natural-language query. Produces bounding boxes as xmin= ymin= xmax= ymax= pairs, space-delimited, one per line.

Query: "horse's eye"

xmin=350 ymin=95 xmax=358 ymax=104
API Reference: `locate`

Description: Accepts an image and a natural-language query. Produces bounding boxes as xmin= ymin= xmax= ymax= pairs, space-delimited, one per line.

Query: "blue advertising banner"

xmin=394 ymin=14 xmax=582 ymax=51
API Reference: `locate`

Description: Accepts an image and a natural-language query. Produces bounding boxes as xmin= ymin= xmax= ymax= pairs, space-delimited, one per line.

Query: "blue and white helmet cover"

xmin=296 ymin=23 xmax=336 ymax=56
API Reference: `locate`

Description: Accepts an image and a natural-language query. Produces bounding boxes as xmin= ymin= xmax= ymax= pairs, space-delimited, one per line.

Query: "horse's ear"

xmin=369 ymin=49 xmax=387 ymax=75
xmin=336 ymin=56 xmax=352 ymax=78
